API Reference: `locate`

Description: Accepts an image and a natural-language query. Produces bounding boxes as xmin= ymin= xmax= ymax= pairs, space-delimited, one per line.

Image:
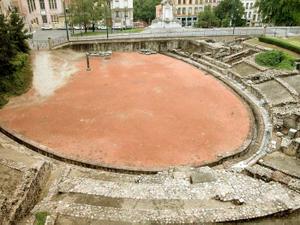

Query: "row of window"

xmin=244 ymin=2 xmax=254 ymax=9
xmin=27 ymin=0 xmax=58 ymax=13
xmin=115 ymin=11 xmax=130 ymax=18
xmin=27 ymin=0 xmax=36 ymax=13
xmin=177 ymin=0 xmax=217 ymax=4
xmin=177 ymin=7 xmax=204 ymax=15
xmin=30 ymin=14 xmax=59 ymax=24
xmin=245 ymin=11 xmax=260 ymax=21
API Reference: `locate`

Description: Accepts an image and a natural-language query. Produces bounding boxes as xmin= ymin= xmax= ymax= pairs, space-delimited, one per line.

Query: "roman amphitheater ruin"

xmin=0 ymin=33 xmax=300 ymax=224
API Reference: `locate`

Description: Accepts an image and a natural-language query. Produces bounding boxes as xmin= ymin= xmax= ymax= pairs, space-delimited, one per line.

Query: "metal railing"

xmin=29 ymin=26 xmax=300 ymax=49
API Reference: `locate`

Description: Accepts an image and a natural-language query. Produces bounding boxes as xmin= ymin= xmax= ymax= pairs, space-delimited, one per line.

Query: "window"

xmin=250 ymin=3 xmax=253 ymax=8
xmin=39 ymin=0 xmax=45 ymax=10
xmin=51 ymin=15 xmax=58 ymax=23
xmin=248 ymin=11 xmax=251 ymax=19
xmin=189 ymin=0 xmax=192 ymax=4
xmin=182 ymin=8 xmax=186 ymax=14
xmin=177 ymin=8 xmax=181 ymax=15
xmin=246 ymin=3 xmax=249 ymax=9
xmin=27 ymin=0 xmax=36 ymax=13
xmin=183 ymin=0 xmax=186 ymax=4
xmin=194 ymin=7 xmax=198 ymax=14
xmin=116 ymin=11 xmax=120 ymax=18
xmin=49 ymin=0 xmax=57 ymax=9
xmin=178 ymin=0 xmax=181 ymax=4
xmin=188 ymin=7 xmax=192 ymax=14
xmin=42 ymin=15 xmax=48 ymax=23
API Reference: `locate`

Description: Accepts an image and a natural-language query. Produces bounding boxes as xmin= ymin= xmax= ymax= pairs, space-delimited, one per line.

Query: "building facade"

xmin=110 ymin=0 xmax=133 ymax=29
xmin=241 ymin=0 xmax=262 ymax=26
xmin=0 ymin=0 xmax=13 ymax=16
xmin=173 ymin=0 xmax=220 ymax=27
xmin=11 ymin=0 xmax=65 ymax=31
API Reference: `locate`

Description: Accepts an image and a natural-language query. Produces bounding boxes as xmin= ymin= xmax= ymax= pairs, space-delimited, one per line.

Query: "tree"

xmin=0 ymin=10 xmax=31 ymax=105
xmin=9 ymin=10 xmax=30 ymax=53
xmin=196 ymin=5 xmax=220 ymax=28
xmin=215 ymin=0 xmax=246 ymax=27
xmin=0 ymin=14 xmax=16 ymax=78
xmin=69 ymin=0 xmax=105 ymax=32
xmin=133 ymin=0 xmax=160 ymax=24
xmin=255 ymin=0 xmax=300 ymax=26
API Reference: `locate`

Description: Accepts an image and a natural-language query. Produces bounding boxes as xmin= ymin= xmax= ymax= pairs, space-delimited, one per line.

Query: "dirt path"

xmin=0 ymin=52 xmax=251 ymax=170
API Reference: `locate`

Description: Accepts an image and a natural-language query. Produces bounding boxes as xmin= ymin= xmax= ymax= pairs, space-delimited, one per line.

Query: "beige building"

xmin=0 ymin=0 xmax=13 ymax=16
xmin=10 ymin=0 xmax=65 ymax=31
xmin=173 ymin=0 xmax=220 ymax=27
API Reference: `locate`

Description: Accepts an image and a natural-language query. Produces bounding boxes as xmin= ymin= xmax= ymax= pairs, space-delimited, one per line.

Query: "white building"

xmin=241 ymin=0 xmax=262 ymax=26
xmin=110 ymin=0 xmax=133 ymax=29
xmin=174 ymin=0 xmax=220 ymax=27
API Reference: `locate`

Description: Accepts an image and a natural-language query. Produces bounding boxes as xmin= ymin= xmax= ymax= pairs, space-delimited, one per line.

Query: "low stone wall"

xmin=2 ymin=162 xmax=51 ymax=225
xmin=66 ymin=39 xmax=185 ymax=52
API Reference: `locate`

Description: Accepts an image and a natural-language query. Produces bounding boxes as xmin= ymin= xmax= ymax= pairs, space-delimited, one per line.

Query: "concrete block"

xmin=288 ymin=128 xmax=298 ymax=139
xmin=190 ymin=171 xmax=217 ymax=184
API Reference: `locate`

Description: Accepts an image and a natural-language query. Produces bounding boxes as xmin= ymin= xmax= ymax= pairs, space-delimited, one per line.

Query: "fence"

xmin=29 ymin=26 xmax=300 ymax=50
xmin=70 ymin=26 xmax=300 ymax=42
xmin=29 ymin=36 xmax=68 ymax=50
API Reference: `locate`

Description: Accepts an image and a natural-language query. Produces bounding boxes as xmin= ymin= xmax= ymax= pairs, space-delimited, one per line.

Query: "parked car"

xmin=41 ymin=25 xmax=53 ymax=30
xmin=97 ymin=25 xmax=107 ymax=30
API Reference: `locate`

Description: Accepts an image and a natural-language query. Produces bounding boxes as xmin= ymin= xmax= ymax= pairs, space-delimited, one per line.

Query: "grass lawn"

xmin=286 ymin=36 xmax=300 ymax=47
xmin=71 ymin=28 xmax=144 ymax=37
xmin=246 ymin=37 xmax=300 ymax=58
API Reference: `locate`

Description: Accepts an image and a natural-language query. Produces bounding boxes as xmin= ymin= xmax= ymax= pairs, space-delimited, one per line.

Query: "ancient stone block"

xmin=288 ymin=128 xmax=298 ymax=139
xmin=190 ymin=171 xmax=217 ymax=184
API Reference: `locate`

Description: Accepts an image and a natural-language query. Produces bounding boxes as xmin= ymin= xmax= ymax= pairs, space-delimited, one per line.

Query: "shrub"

xmin=0 ymin=53 xmax=32 ymax=100
xmin=255 ymin=50 xmax=295 ymax=70
xmin=258 ymin=36 xmax=300 ymax=54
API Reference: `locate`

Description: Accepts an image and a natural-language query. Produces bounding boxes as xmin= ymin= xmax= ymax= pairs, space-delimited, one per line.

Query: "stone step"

xmin=68 ymin=167 xmax=161 ymax=184
xmin=56 ymin=167 xmax=300 ymax=204
xmin=34 ymin=200 xmax=296 ymax=224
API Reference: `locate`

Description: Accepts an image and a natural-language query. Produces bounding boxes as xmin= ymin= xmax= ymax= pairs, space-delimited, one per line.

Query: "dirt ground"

xmin=0 ymin=51 xmax=251 ymax=170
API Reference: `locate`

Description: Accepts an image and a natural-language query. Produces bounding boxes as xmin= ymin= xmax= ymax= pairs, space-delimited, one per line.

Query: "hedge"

xmin=258 ymin=36 xmax=300 ymax=54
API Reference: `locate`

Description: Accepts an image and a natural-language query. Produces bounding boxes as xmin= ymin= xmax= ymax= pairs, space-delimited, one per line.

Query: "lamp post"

xmin=105 ymin=0 xmax=111 ymax=39
xmin=63 ymin=0 xmax=69 ymax=41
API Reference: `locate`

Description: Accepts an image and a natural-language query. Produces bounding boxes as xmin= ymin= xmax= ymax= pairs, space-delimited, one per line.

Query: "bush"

xmin=0 ymin=53 xmax=32 ymax=101
xmin=255 ymin=50 xmax=295 ymax=70
xmin=258 ymin=36 xmax=300 ymax=54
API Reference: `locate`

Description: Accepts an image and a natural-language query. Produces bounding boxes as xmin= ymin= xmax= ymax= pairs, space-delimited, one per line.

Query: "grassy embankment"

xmin=246 ymin=36 xmax=300 ymax=70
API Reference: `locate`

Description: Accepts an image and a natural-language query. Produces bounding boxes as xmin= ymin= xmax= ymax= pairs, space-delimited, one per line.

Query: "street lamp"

xmin=105 ymin=0 xmax=111 ymax=39
xmin=63 ymin=0 xmax=69 ymax=41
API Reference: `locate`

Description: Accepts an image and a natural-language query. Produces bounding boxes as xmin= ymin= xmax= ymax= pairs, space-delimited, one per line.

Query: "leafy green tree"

xmin=255 ymin=0 xmax=300 ymax=26
xmin=133 ymin=0 xmax=160 ymax=24
xmin=196 ymin=5 xmax=220 ymax=28
xmin=69 ymin=0 xmax=105 ymax=32
xmin=215 ymin=0 xmax=246 ymax=27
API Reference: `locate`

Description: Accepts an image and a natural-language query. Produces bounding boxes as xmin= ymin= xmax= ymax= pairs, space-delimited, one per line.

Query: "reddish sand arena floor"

xmin=0 ymin=52 xmax=252 ymax=170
